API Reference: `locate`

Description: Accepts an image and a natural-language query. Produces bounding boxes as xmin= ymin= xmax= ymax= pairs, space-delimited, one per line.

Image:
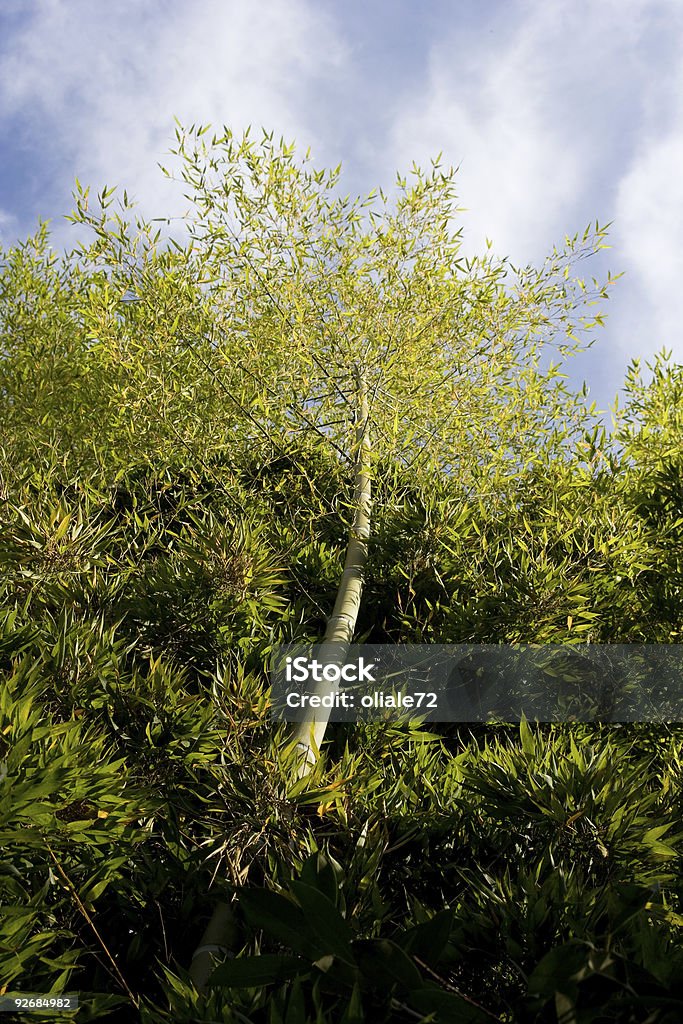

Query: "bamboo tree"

xmin=156 ymin=127 xmax=614 ymax=778
xmin=34 ymin=124 xmax=618 ymax=992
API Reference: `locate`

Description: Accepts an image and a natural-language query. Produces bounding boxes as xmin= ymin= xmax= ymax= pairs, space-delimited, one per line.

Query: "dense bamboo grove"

xmin=1 ymin=127 xmax=682 ymax=1021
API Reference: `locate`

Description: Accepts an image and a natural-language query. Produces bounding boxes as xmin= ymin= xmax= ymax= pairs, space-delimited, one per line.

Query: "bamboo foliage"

xmin=20 ymin=126 xmax=620 ymax=780
xmin=4 ymin=125 xmax=659 ymax=1015
xmin=159 ymin=125 xmax=615 ymax=493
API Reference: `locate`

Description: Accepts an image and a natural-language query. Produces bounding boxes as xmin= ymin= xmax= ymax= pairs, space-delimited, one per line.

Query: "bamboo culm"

xmin=188 ymin=371 xmax=371 ymax=991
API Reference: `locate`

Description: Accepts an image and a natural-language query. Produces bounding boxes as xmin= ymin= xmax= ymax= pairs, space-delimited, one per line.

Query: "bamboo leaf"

xmin=209 ymin=954 xmax=307 ymax=988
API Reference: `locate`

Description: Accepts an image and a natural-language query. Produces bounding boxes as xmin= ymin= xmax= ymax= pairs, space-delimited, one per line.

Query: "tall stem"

xmin=291 ymin=368 xmax=371 ymax=772
xmin=189 ymin=370 xmax=371 ymax=989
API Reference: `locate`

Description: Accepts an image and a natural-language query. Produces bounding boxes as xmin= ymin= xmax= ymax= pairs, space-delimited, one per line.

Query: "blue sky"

xmin=1 ymin=0 xmax=682 ymax=415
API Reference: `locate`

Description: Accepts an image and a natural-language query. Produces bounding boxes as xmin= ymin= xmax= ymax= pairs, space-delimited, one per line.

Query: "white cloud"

xmin=611 ymin=85 xmax=683 ymax=364
xmin=2 ymin=0 xmax=683 ymax=398
xmin=384 ymin=3 xmax=618 ymax=257
xmin=0 ymin=0 xmax=348 ymax=242
xmin=379 ymin=0 xmax=683 ymax=381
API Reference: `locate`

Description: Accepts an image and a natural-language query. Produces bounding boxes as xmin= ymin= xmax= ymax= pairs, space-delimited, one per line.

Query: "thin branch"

xmin=46 ymin=843 xmax=139 ymax=1008
xmin=201 ymin=326 xmax=353 ymax=462
xmin=155 ymin=899 xmax=169 ymax=964
xmin=413 ymin=955 xmax=503 ymax=1021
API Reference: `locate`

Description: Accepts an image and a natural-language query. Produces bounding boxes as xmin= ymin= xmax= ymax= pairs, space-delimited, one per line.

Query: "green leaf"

xmin=240 ymin=888 xmax=314 ymax=958
xmin=353 ymin=938 xmax=423 ymax=991
xmin=339 ymin=982 xmax=364 ymax=1024
xmin=290 ymin=882 xmax=356 ymax=965
xmin=527 ymin=942 xmax=589 ymax=999
xmin=409 ymin=985 xmax=492 ymax=1022
xmin=299 ymin=851 xmax=342 ymax=907
xmin=396 ymin=910 xmax=453 ymax=966
xmin=519 ymin=716 xmax=535 ymax=755
xmin=284 ymin=975 xmax=306 ymax=1024
xmin=209 ymin=953 xmax=307 ymax=988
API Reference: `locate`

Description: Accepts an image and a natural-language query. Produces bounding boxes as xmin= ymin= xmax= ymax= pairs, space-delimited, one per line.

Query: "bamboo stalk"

xmin=291 ymin=369 xmax=371 ymax=774
xmin=188 ymin=899 xmax=239 ymax=991
xmin=189 ymin=370 xmax=371 ymax=990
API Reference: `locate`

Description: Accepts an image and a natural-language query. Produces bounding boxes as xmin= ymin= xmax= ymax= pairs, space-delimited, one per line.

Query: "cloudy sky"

xmin=1 ymin=0 xmax=682 ymax=414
